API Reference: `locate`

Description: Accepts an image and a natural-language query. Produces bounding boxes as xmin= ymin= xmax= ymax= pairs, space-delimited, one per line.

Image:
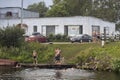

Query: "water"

xmin=0 ymin=66 xmax=120 ymax=80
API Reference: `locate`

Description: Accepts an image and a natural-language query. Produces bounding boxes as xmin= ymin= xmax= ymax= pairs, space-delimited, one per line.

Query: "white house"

xmin=0 ymin=7 xmax=115 ymax=37
xmin=0 ymin=7 xmax=39 ymax=19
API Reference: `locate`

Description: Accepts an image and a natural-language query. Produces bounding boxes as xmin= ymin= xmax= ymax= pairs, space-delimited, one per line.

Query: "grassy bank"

xmin=0 ymin=42 xmax=120 ymax=72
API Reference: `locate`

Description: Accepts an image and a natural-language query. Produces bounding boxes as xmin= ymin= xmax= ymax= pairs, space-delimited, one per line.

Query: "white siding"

xmin=22 ymin=10 xmax=39 ymax=18
xmin=0 ymin=16 xmax=116 ymax=36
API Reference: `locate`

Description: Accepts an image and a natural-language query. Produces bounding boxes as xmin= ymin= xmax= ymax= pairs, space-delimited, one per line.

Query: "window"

xmin=104 ymin=27 xmax=109 ymax=35
xmin=6 ymin=12 xmax=12 ymax=17
xmin=46 ymin=26 xmax=55 ymax=36
xmin=79 ymin=25 xmax=83 ymax=34
xmin=65 ymin=25 xmax=82 ymax=36
xmin=33 ymin=25 xmax=37 ymax=32
xmin=92 ymin=25 xmax=100 ymax=37
xmin=64 ymin=26 xmax=68 ymax=35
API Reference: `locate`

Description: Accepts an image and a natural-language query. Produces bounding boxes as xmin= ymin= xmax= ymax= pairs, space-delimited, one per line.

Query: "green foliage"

xmin=53 ymin=0 xmax=61 ymax=4
xmin=27 ymin=0 xmax=120 ymax=25
xmin=74 ymin=42 xmax=120 ymax=71
xmin=0 ymin=26 xmax=24 ymax=47
xmin=27 ymin=0 xmax=120 ymax=24
xmin=47 ymin=34 xmax=69 ymax=42
xmin=46 ymin=0 xmax=93 ymax=17
xmin=112 ymin=58 xmax=120 ymax=73
xmin=46 ymin=0 xmax=119 ymax=23
xmin=91 ymin=0 xmax=117 ymax=22
xmin=0 ymin=42 xmax=54 ymax=63
xmin=46 ymin=1 xmax=70 ymax=17
xmin=47 ymin=34 xmax=56 ymax=42
xmin=27 ymin=1 xmax=48 ymax=17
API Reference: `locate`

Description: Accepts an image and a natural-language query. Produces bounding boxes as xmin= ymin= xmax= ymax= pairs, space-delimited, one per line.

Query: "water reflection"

xmin=94 ymin=71 xmax=120 ymax=80
xmin=55 ymin=70 xmax=62 ymax=79
xmin=0 ymin=66 xmax=14 ymax=74
xmin=0 ymin=66 xmax=23 ymax=80
xmin=0 ymin=67 xmax=120 ymax=80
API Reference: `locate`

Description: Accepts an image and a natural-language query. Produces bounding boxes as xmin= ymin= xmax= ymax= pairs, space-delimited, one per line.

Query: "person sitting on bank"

xmin=54 ymin=48 xmax=61 ymax=64
xmin=33 ymin=50 xmax=37 ymax=64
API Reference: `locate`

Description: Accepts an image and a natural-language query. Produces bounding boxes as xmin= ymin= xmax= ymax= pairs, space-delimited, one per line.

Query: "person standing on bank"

xmin=33 ymin=50 xmax=37 ymax=64
xmin=55 ymin=48 xmax=61 ymax=64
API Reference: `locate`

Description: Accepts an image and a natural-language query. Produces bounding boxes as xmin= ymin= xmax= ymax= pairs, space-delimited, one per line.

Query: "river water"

xmin=0 ymin=66 xmax=120 ymax=80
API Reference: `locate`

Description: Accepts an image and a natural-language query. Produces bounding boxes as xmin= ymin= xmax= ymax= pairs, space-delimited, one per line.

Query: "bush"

xmin=47 ymin=34 xmax=69 ymax=42
xmin=112 ymin=58 xmax=120 ymax=73
xmin=0 ymin=26 xmax=25 ymax=47
xmin=47 ymin=34 xmax=56 ymax=42
xmin=0 ymin=42 xmax=55 ymax=63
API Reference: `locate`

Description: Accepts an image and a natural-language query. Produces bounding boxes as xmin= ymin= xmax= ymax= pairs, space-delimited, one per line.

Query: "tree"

xmin=46 ymin=1 xmax=70 ymax=17
xmin=46 ymin=0 xmax=93 ymax=17
xmin=64 ymin=0 xmax=92 ymax=16
xmin=53 ymin=0 xmax=61 ymax=4
xmin=91 ymin=0 xmax=118 ymax=22
xmin=47 ymin=0 xmax=119 ymax=23
xmin=27 ymin=2 xmax=48 ymax=17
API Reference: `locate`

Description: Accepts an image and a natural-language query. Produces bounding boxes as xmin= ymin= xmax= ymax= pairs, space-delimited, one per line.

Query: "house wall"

xmin=22 ymin=10 xmax=39 ymax=18
xmin=86 ymin=17 xmax=115 ymax=36
xmin=0 ymin=7 xmax=39 ymax=19
xmin=0 ymin=8 xmax=20 ymax=18
xmin=0 ymin=16 xmax=115 ymax=36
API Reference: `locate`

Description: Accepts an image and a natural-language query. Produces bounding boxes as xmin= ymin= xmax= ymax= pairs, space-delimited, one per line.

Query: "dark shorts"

xmin=55 ymin=55 xmax=60 ymax=61
xmin=33 ymin=56 xmax=37 ymax=59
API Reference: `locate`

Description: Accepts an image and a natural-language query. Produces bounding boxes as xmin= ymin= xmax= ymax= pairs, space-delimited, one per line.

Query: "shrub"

xmin=0 ymin=26 xmax=25 ymax=47
xmin=112 ymin=58 xmax=120 ymax=73
xmin=47 ymin=34 xmax=55 ymax=42
xmin=47 ymin=34 xmax=69 ymax=42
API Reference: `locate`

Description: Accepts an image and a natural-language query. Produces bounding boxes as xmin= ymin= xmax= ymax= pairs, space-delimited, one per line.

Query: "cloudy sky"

xmin=0 ymin=0 xmax=53 ymax=8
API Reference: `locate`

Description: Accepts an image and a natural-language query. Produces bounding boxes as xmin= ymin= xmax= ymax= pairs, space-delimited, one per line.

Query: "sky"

xmin=0 ymin=0 xmax=53 ymax=8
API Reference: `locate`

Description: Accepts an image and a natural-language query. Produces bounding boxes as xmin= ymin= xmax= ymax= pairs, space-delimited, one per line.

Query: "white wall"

xmin=0 ymin=16 xmax=116 ymax=36
xmin=23 ymin=10 xmax=39 ymax=18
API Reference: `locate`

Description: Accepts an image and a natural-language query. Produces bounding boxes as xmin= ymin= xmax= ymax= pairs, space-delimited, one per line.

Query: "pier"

xmin=20 ymin=63 xmax=76 ymax=69
xmin=0 ymin=59 xmax=76 ymax=69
